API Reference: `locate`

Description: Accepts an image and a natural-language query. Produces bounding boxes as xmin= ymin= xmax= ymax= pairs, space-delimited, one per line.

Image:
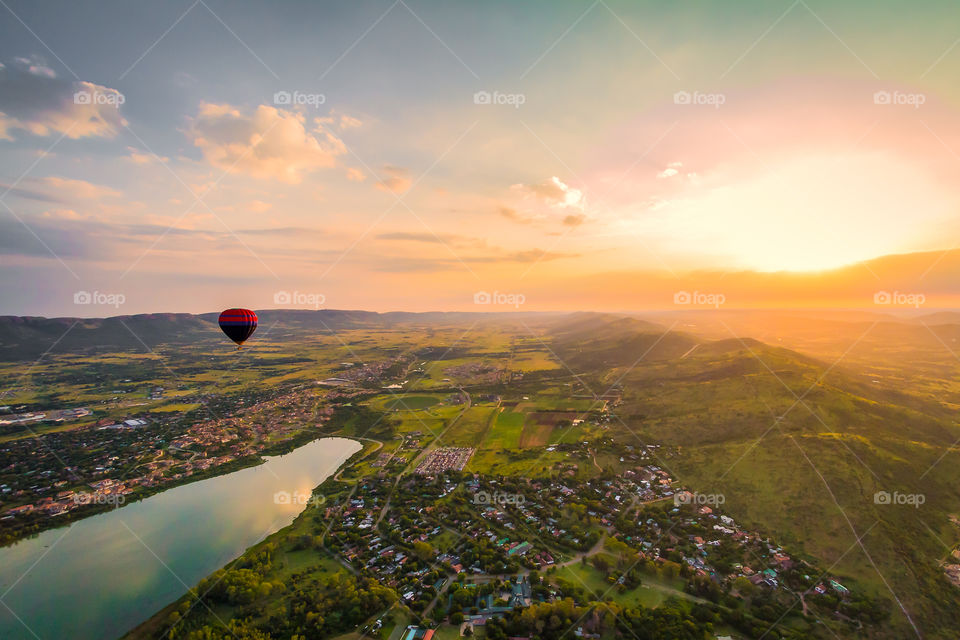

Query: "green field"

xmin=376 ymin=394 xmax=443 ymax=411
xmin=483 ymin=410 xmax=524 ymax=449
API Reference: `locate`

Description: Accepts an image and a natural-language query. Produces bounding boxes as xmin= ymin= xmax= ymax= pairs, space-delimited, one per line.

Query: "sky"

xmin=3 ymin=0 xmax=960 ymax=316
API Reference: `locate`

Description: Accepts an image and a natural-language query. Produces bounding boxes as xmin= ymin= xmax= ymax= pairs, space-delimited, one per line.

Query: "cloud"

xmin=317 ymin=111 xmax=363 ymax=130
xmin=377 ymin=231 xmax=449 ymax=243
xmin=345 ymin=167 xmax=366 ymax=182
xmin=498 ymin=206 xmax=532 ymax=223
xmin=125 ymin=147 xmax=168 ymax=165
xmin=502 ymin=177 xmax=588 ymax=226
xmin=371 ymin=247 xmax=575 ymax=273
xmin=339 ymin=114 xmax=363 ymax=129
xmin=185 ymin=103 xmax=349 ymax=184
xmin=513 ymin=176 xmax=584 ymax=210
xmin=29 ymin=176 xmax=121 ymax=200
xmin=0 ymin=56 xmax=126 ymax=139
xmin=657 ymin=161 xmax=683 ymax=178
xmin=374 ymin=165 xmax=412 ymax=194
xmin=0 ymin=182 xmax=65 ymax=204
xmin=498 ymin=249 xmax=576 ymax=263
xmin=0 ymin=209 xmax=99 ymax=258
xmin=375 ymin=231 xmax=487 ymax=249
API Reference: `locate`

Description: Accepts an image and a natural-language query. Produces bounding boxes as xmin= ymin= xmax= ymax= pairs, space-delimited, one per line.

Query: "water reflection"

xmin=0 ymin=437 xmax=360 ymax=640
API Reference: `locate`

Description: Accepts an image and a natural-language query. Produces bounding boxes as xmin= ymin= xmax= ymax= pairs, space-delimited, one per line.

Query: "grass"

xmin=483 ymin=410 xmax=523 ymax=449
xmin=431 ymin=624 xmax=463 ymax=640
xmin=373 ymin=394 xmax=444 ymax=412
xmin=518 ymin=422 xmax=554 ymax=448
xmin=150 ymin=403 xmax=202 ymax=413
xmin=555 ymin=562 xmax=691 ymax=609
xmin=443 ymin=406 xmax=498 ymax=447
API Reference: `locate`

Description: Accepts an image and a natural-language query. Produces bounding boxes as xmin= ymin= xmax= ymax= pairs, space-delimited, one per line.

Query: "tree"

xmin=413 ymin=541 xmax=434 ymax=562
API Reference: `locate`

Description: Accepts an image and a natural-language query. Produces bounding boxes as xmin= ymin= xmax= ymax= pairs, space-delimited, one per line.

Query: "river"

xmin=0 ymin=436 xmax=361 ymax=640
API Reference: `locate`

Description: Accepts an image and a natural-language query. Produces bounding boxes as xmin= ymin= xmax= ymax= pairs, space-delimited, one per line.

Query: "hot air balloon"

xmin=218 ymin=308 xmax=258 ymax=349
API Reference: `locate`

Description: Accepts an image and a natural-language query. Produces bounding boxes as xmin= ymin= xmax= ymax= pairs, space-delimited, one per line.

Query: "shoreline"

xmin=119 ymin=433 xmax=379 ymax=640
xmin=0 ymin=427 xmax=355 ymax=550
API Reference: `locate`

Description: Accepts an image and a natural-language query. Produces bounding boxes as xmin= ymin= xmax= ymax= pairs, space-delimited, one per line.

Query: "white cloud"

xmin=512 ymin=176 xmax=584 ymax=210
xmin=185 ymin=103 xmax=349 ymax=184
xmin=0 ymin=56 xmax=126 ymax=139
xmin=657 ymin=161 xmax=683 ymax=179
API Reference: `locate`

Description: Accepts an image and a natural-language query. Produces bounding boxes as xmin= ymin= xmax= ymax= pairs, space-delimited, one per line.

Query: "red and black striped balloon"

xmin=218 ymin=308 xmax=258 ymax=347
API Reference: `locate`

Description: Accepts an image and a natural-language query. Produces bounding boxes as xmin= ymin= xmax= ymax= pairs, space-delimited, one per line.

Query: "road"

xmin=375 ymin=389 xmax=472 ymax=527
xmin=333 ymin=436 xmax=383 ymax=482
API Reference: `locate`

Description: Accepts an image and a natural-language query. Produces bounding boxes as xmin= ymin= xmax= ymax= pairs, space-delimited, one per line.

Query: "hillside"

xmin=551 ymin=314 xmax=960 ymax=636
xmin=0 ymin=310 xmax=556 ymax=361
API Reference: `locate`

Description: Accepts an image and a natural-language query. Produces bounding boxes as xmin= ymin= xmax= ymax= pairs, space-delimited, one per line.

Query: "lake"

xmin=0 ymin=437 xmax=361 ymax=640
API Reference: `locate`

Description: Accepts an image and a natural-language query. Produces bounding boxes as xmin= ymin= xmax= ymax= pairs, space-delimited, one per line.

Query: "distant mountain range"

xmin=0 ymin=309 xmax=562 ymax=360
